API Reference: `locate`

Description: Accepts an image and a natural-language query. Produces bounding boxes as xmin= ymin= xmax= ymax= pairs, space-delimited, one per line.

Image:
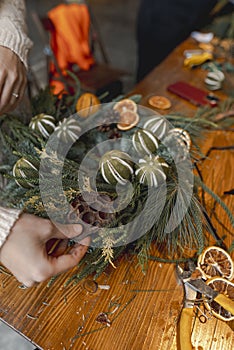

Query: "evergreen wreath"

xmin=0 ymin=83 xmax=233 ymax=286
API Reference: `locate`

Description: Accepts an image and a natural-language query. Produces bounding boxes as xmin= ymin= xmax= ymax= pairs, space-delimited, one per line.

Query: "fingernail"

xmin=69 ymin=238 xmax=90 ymax=255
xmin=73 ymin=224 xmax=83 ymax=235
xmin=79 ymin=236 xmax=90 ymax=246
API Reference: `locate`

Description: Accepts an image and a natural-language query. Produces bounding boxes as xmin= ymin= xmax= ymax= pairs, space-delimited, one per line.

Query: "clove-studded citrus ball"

xmin=162 ymin=127 xmax=191 ymax=162
xmin=143 ymin=115 xmax=168 ymax=139
xmin=13 ymin=157 xmax=39 ymax=189
xmin=100 ymin=150 xmax=134 ymax=185
xmin=76 ymin=92 xmax=100 ymax=118
xmin=135 ymin=156 xmax=168 ymax=187
xmin=205 ymin=70 xmax=225 ymax=91
xmin=29 ymin=113 xmax=56 ymax=139
xmin=132 ymin=129 xmax=159 ymax=156
xmin=167 ymin=128 xmax=191 ymax=150
xmin=67 ymin=191 xmax=115 ymax=232
xmin=54 ymin=118 xmax=81 ymax=143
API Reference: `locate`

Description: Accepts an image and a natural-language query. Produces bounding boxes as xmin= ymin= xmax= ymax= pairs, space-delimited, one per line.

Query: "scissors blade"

xmin=184 ymin=283 xmax=197 ymax=308
xmin=186 ymin=279 xmax=219 ymax=299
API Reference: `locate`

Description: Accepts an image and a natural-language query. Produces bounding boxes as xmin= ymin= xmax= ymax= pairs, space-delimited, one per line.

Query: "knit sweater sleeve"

xmin=0 ymin=207 xmax=22 ymax=247
xmin=0 ymin=0 xmax=32 ymax=68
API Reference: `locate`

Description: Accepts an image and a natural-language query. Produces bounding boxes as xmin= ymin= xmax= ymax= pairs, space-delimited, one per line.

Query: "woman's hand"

xmin=0 ymin=46 xmax=27 ymax=114
xmin=0 ymin=213 xmax=90 ymax=287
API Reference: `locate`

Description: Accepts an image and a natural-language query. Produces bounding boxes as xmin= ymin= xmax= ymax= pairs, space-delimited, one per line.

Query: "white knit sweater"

xmin=0 ymin=0 xmax=32 ymax=68
xmin=0 ymin=207 xmax=22 ymax=247
xmin=0 ymin=0 xmax=32 ymax=248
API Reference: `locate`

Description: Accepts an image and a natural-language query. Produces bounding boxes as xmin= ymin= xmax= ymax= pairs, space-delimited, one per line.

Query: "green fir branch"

xmin=195 ymin=175 xmax=234 ymax=227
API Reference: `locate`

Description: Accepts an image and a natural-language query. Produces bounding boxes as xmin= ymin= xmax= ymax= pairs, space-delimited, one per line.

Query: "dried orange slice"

xmin=198 ymin=43 xmax=214 ymax=52
xmin=113 ymin=99 xmax=137 ymax=114
xmin=117 ymin=110 xmax=139 ymax=130
xmin=204 ymin=277 xmax=234 ymax=321
xmin=148 ymin=96 xmax=171 ymax=110
xmin=76 ymin=92 xmax=100 ymax=118
xmin=197 ymin=246 xmax=234 ymax=281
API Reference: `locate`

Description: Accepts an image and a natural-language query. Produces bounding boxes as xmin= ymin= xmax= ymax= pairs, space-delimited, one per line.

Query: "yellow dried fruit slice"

xmin=197 ymin=246 xmax=234 ymax=281
xmin=204 ymin=277 xmax=234 ymax=321
xmin=117 ymin=110 xmax=139 ymax=130
xmin=113 ymin=98 xmax=137 ymax=114
xmin=148 ymin=95 xmax=171 ymax=110
xmin=76 ymin=92 xmax=100 ymax=118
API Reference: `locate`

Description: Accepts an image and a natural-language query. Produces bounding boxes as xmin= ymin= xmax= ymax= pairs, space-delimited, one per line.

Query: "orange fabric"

xmin=49 ymin=78 xmax=67 ymax=96
xmin=48 ymin=3 xmax=95 ymax=95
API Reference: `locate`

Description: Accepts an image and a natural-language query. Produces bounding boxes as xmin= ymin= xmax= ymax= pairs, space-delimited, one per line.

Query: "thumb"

xmin=52 ymin=221 xmax=84 ymax=239
xmin=48 ymin=237 xmax=90 ymax=276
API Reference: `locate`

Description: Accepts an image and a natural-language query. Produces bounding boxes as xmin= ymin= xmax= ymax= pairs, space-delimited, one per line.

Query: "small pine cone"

xmin=97 ymin=124 xmax=112 ymax=133
xmin=103 ymin=108 xmax=120 ymax=122
xmin=108 ymin=127 xmax=122 ymax=139
xmin=67 ymin=191 xmax=116 ymax=229
xmin=97 ymin=109 xmax=120 ymax=133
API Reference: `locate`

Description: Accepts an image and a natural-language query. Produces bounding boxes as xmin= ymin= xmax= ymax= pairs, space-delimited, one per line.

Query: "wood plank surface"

xmin=131 ymin=38 xmax=229 ymax=116
xmin=0 ymin=37 xmax=234 ymax=350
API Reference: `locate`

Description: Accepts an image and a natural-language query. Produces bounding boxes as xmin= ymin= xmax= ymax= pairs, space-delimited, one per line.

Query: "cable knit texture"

xmin=0 ymin=207 xmax=22 ymax=247
xmin=0 ymin=1 xmax=30 ymax=248
xmin=0 ymin=0 xmax=32 ymax=68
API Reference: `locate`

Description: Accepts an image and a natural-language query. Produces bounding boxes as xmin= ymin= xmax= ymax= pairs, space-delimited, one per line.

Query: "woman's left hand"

xmin=0 ymin=46 xmax=27 ymax=115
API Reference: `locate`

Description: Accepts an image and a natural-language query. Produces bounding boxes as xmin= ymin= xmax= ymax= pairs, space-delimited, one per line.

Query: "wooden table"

xmin=1 ymin=38 xmax=233 ymax=350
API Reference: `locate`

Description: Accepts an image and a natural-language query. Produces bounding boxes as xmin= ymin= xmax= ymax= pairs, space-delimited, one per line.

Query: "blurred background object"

xmin=26 ymin=0 xmax=140 ymax=95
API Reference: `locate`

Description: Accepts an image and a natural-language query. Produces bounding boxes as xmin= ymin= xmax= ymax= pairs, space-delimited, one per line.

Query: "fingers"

xmin=17 ymin=216 xmax=84 ymax=242
xmin=0 ymin=70 xmax=7 ymax=112
xmin=0 ymin=64 xmax=27 ymax=113
xmin=48 ymin=237 xmax=90 ymax=276
xmin=42 ymin=237 xmax=90 ymax=282
xmin=15 ymin=237 xmax=90 ymax=288
xmin=0 ymin=48 xmax=27 ymax=114
xmin=0 ymin=213 xmax=90 ymax=288
xmin=52 ymin=221 xmax=84 ymax=239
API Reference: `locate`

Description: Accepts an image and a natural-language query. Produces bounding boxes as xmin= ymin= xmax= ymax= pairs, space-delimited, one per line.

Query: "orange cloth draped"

xmin=48 ymin=3 xmax=95 ymax=95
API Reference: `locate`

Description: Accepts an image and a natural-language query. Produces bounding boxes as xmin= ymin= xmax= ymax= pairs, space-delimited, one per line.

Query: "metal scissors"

xmin=176 ymin=260 xmax=234 ymax=350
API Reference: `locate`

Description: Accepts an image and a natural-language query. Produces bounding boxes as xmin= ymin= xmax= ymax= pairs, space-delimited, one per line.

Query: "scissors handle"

xmin=214 ymin=294 xmax=234 ymax=316
xmin=178 ymin=308 xmax=193 ymax=350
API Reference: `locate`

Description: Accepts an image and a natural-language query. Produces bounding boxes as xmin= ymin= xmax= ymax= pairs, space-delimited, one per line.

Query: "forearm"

xmin=0 ymin=0 xmax=32 ymax=68
xmin=0 ymin=206 xmax=22 ymax=247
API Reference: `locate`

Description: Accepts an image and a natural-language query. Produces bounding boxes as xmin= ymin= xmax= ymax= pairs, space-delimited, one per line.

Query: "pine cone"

xmin=97 ymin=109 xmax=120 ymax=133
xmin=67 ymin=191 xmax=116 ymax=229
xmin=108 ymin=127 xmax=122 ymax=139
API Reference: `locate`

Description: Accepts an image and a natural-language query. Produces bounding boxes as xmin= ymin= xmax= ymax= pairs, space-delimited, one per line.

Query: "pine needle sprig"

xmin=195 ymin=175 xmax=234 ymax=227
xmin=30 ymin=86 xmax=57 ymax=117
xmin=2 ymin=116 xmax=42 ymax=146
xmin=194 ymin=98 xmax=234 ymax=127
